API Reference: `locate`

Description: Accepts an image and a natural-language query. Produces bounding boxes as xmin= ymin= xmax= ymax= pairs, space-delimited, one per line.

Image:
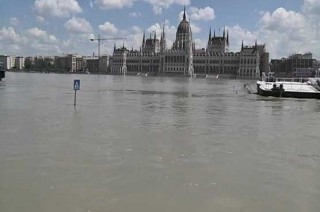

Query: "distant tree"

xmin=24 ymin=59 xmax=32 ymax=69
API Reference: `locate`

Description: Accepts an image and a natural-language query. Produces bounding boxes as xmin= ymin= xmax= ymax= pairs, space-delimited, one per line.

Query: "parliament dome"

xmin=177 ymin=7 xmax=189 ymax=34
xmin=177 ymin=20 xmax=189 ymax=34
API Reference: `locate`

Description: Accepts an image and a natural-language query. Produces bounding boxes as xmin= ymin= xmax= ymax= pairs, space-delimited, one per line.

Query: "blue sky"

xmin=1 ymin=0 xmax=319 ymax=59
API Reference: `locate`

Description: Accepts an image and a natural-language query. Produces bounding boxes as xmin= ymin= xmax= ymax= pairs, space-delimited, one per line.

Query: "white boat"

xmin=257 ymin=72 xmax=320 ymax=99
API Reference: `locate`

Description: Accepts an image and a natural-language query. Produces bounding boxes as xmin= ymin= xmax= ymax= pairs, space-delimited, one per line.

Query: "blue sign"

xmin=74 ymin=79 xmax=80 ymax=90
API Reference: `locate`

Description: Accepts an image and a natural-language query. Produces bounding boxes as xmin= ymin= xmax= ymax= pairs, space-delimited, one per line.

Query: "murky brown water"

xmin=1 ymin=72 xmax=320 ymax=212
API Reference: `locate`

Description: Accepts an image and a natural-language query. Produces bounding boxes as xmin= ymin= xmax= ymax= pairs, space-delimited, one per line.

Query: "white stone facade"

xmin=0 ymin=55 xmax=15 ymax=70
xmin=110 ymin=9 xmax=268 ymax=78
xmin=16 ymin=57 xmax=25 ymax=70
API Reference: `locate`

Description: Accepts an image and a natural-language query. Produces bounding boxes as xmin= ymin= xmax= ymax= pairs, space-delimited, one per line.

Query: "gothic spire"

xmin=162 ymin=22 xmax=165 ymax=34
xmin=160 ymin=22 xmax=166 ymax=52
xmin=214 ymin=29 xmax=216 ymax=38
xmin=209 ymin=27 xmax=212 ymax=41
xmin=227 ymin=30 xmax=229 ymax=44
xmin=183 ymin=6 xmax=186 ymax=20
xmin=162 ymin=22 xmax=166 ymax=39
xmin=142 ymin=30 xmax=145 ymax=47
xmin=154 ymin=30 xmax=156 ymax=40
xmin=223 ymin=27 xmax=225 ymax=38
xmin=255 ymin=40 xmax=258 ymax=51
xmin=241 ymin=40 xmax=244 ymax=50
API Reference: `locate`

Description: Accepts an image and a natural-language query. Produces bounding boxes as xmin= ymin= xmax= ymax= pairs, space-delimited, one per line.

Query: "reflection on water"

xmin=0 ymin=72 xmax=320 ymax=212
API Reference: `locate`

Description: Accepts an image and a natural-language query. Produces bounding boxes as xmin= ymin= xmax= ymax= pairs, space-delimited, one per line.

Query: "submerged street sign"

xmin=73 ymin=79 xmax=80 ymax=106
xmin=74 ymin=79 xmax=80 ymax=90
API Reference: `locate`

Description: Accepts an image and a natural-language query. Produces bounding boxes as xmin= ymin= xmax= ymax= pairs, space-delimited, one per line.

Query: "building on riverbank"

xmin=110 ymin=8 xmax=269 ymax=78
xmin=0 ymin=55 xmax=16 ymax=70
xmin=0 ymin=55 xmax=26 ymax=70
xmin=15 ymin=57 xmax=25 ymax=70
xmin=270 ymin=53 xmax=316 ymax=77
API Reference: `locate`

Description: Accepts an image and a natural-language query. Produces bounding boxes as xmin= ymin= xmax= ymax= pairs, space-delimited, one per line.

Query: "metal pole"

xmin=98 ymin=34 xmax=101 ymax=58
xmin=74 ymin=90 xmax=77 ymax=106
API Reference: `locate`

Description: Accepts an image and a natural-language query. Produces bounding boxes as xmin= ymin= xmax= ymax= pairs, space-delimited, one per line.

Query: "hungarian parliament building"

xmin=110 ymin=8 xmax=269 ymax=78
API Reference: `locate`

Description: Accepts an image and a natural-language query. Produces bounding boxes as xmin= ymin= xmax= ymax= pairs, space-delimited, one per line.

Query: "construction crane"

xmin=90 ymin=34 xmax=127 ymax=58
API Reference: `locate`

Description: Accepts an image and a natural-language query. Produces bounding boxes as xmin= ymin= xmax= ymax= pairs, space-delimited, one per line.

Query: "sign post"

xmin=73 ymin=79 xmax=80 ymax=106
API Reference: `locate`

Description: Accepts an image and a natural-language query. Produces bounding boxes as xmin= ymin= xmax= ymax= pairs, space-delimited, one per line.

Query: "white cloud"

xmin=257 ymin=5 xmax=320 ymax=58
xmin=190 ymin=23 xmax=201 ymax=33
xmin=95 ymin=0 xmax=189 ymax=14
xmin=189 ymin=7 xmax=215 ymax=21
xmin=132 ymin=25 xmax=142 ymax=33
xmin=26 ymin=27 xmax=58 ymax=43
xmin=144 ymin=0 xmax=190 ymax=8
xmin=0 ymin=32 xmax=24 ymax=54
xmin=152 ymin=6 xmax=163 ymax=15
xmin=27 ymin=27 xmax=47 ymax=38
xmin=226 ymin=25 xmax=257 ymax=52
xmin=25 ymin=30 xmax=61 ymax=55
xmin=260 ymin=8 xmax=305 ymax=32
xmin=33 ymin=0 xmax=82 ymax=18
xmin=10 ymin=17 xmax=19 ymax=26
xmin=95 ymin=0 xmax=136 ymax=10
xmin=36 ymin=16 xmax=45 ymax=23
xmin=193 ymin=38 xmax=206 ymax=49
xmin=147 ymin=23 xmax=162 ymax=37
xmin=0 ymin=27 xmax=22 ymax=43
xmin=64 ymin=17 xmax=93 ymax=34
xmin=129 ymin=12 xmax=142 ymax=17
xmin=178 ymin=10 xmax=188 ymax=20
xmin=125 ymin=31 xmax=144 ymax=51
xmin=144 ymin=0 xmax=190 ymax=15
xmin=0 ymin=26 xmax=97 ymax=56
xmin=0 ymin=26 xmax=64 ymax=56
xmin=99 ymin=21 xmax=118 ymax=34
xmin=49 ymin=35 xmax=57 ymax=41
xmin=303 ymin=0 xmax=320 ymax=17
xmin=65 ymin=33 xmax=97 ymax=55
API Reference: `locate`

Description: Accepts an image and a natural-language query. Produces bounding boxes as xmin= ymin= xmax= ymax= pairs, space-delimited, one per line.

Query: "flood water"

xmin=1 ymin=72 xmax=320 ymax=212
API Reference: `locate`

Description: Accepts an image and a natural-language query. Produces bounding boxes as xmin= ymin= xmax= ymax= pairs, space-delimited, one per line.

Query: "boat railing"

xmin=261 ymin=72 xmax=308 ymax=83
xmin=275 ymin=77 xmax=307 ymax=83
xmin=261 ymin=72 xmax=275 ymax=82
